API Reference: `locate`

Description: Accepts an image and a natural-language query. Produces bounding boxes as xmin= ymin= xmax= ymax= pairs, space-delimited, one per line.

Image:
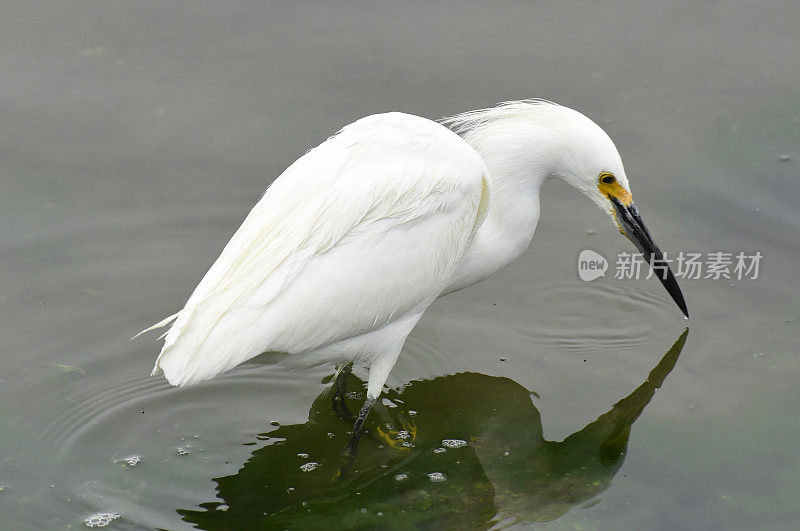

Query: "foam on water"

xmin=83 ymin=512 xmax=120 ymax=528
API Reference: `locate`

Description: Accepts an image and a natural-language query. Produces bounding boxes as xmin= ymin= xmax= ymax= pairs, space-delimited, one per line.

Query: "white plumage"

xmin=145 ymin=112 xmax=489 ymax=394
xmin=139 ymin=100 xmax=686 ymax=403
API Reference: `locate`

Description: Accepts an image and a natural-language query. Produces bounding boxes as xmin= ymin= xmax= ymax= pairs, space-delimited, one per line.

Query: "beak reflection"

xmin=611 ymin=197 xmax=689 ymax=318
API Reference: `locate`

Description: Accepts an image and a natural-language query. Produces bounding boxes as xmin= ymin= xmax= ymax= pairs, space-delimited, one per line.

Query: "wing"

xmin=146 ymin=113 xmax=490 ymax=386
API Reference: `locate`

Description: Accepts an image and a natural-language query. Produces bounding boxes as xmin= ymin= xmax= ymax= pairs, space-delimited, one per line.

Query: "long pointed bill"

xmin=611 ymin=197 xmax=689 ymax=318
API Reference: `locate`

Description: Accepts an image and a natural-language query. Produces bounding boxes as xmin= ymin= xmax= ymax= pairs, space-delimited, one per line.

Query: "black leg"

xmin=337 ymin=396 xmax=376 ymax=478
xmin=331 ymin=363 xmax=354 ymax=423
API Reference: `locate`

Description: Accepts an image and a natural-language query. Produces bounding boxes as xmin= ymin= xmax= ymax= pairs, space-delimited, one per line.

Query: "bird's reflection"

xmin=179 ymin=329 xmax=687 ymax=529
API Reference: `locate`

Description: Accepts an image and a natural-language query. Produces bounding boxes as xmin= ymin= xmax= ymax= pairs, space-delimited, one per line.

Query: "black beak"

xmin=611 ymin=197 xmax=688 ymax=318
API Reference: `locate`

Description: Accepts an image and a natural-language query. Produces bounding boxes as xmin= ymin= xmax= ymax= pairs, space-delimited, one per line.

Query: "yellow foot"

xmin=375 ymin=416 xmax=418 ymax=450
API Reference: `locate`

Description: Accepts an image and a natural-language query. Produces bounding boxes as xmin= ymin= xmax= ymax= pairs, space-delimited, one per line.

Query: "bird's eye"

xmin=600 ymin=173 xmax=615 ymax=184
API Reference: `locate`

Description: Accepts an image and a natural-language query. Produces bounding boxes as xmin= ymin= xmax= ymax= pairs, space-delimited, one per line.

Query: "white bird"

xmin=137 ymin=100 xmax=687 ymax=460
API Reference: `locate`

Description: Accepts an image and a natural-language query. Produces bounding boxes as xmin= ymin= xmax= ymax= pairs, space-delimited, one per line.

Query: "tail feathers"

xmin=155 ymin=348 xmax=214 ymax=386
xmin=150 ymin=310 xmax=268 ymax=387
xmin=131 ymin=312 xmax=180 ymax=341
xmin=152 ymin=340 xmax=246 ymax=386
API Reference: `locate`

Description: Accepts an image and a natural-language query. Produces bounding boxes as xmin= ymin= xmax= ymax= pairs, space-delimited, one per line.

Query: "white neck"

xmin=443 ymin=127 xmax=550 ymax=294
xmin=440 ymin=101 xmax=628 ymax=295
xmin=441 ymin=101 xmax=618 ymax=294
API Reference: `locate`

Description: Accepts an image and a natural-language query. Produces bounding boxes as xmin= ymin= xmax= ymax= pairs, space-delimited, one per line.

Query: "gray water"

xmin=1 ymin=1 xmax=798 ymax=529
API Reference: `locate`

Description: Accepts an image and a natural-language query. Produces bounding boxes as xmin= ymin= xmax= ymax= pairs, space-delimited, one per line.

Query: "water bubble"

xmin=441 ymin=439 xmax=467 ymax=449
xmin=299 ymin=462 xmax=319 ymax=472
xmin=326 ymin=432 xmax=336 ymax=438
xmin=177 ymin=447 xmax=189 ymax=456
xmin=360 ymin=507 xmax=367 ymax=513
xmin=123 ymin=455 xmax=141 ymax=468
xmin=396 ymin=430 xmax=411 ymax=440
xmin=217 ymin=504 xmax=229 ymax=512
xmin=394 ymin=473 xmax=408 ymax=481
xmin=427 ymin=472 xmax=447 ymax=482
xmin=297 ymin=453 xmax=309 ymax=459
xmin=408 ymin=410 xmax=417 ymax=416
xmin=83 ymin=512 xmax=120 ymax=528
xmin=433 ymin=447 xmax=447 ymax=454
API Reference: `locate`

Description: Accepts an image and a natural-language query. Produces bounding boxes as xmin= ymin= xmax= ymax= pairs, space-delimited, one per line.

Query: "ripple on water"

xmin=28 ymin=374 xmax=175 ymax=456
xmin=395 ymin=323 xmax=462 ymax=378
xmin=517 ymin=280 xmax=679 ymax=352
xmin=18 ymin=365 xmax=315 ymax=528
xmin=29 ymin=369 xmax=300 ymax=462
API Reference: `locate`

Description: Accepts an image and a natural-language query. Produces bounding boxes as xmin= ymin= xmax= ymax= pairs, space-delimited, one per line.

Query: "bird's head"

xmin=551 ymin=106 xmax=688 ymax=318
xmin=447 ymin=100 xmax=688 ymax=318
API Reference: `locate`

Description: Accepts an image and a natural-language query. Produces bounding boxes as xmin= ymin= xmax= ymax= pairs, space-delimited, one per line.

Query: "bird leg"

xmin=337 ymin=396 xmax=376 ymax=478
xmin=331 ymin=362 xmax=354 ymax=423
xmin=336 ymin=346 xmax=404 ymax=477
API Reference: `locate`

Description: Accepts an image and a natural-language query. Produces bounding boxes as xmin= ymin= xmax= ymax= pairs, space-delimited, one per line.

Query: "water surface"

xmin=1 ymin=1 xmax=798 ymax=528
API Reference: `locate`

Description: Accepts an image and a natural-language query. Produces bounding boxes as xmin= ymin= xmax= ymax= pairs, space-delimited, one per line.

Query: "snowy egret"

xmin=137 ymin=100 xmax=687 ymax=462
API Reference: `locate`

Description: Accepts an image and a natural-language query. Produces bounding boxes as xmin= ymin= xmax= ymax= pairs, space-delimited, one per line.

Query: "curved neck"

xmin=440 ymin=101 xmax=624 ymax=294
xmin=444 ymin=136 xmax=548 ymax=294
